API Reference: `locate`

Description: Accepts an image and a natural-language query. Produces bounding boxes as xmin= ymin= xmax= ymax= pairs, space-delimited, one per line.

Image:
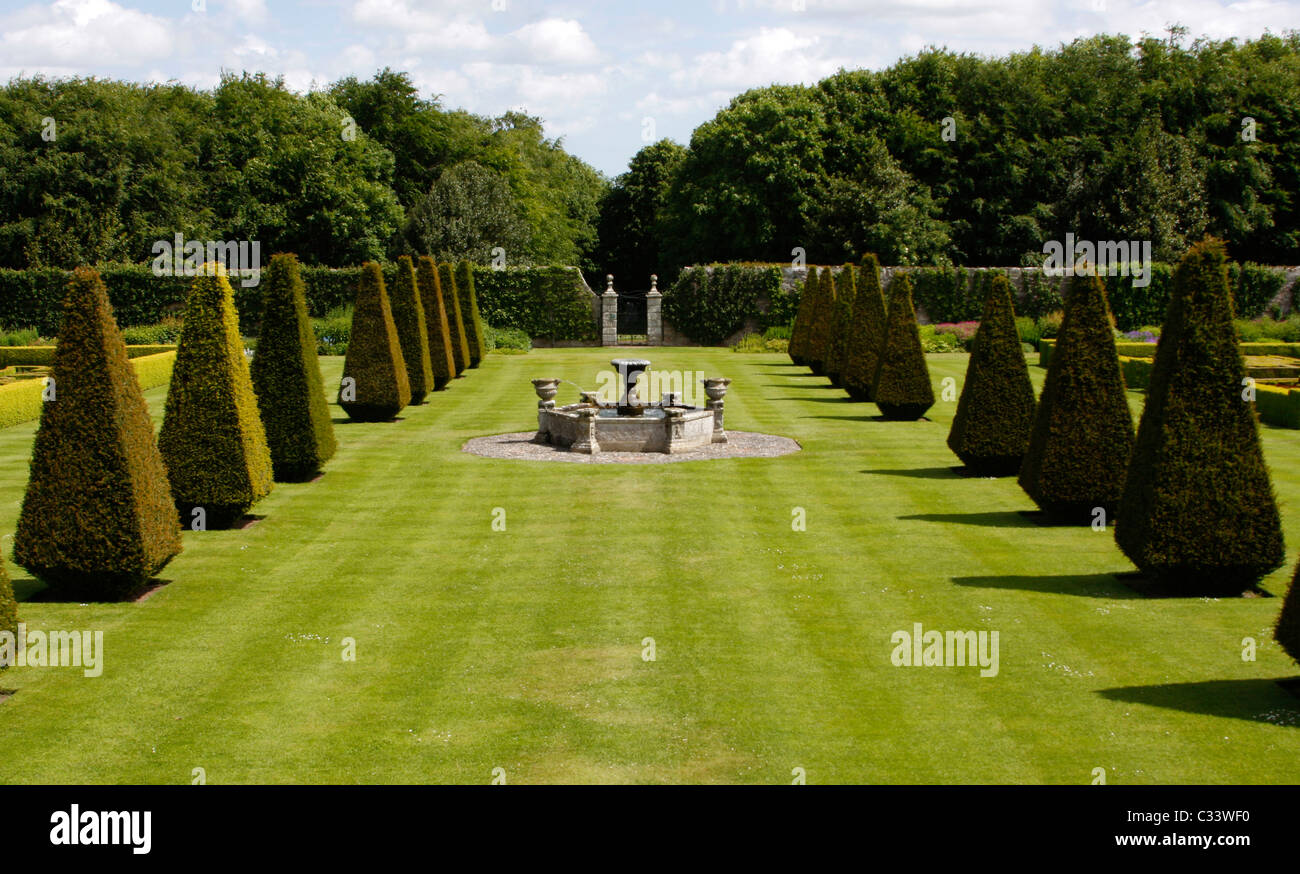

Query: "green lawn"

xmin=0 ymin=347 xmax=1298 ymax=784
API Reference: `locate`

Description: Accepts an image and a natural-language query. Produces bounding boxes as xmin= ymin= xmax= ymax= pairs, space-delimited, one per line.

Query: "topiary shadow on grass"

xmin=1097 ymin=679 xmax=1300 ymax=726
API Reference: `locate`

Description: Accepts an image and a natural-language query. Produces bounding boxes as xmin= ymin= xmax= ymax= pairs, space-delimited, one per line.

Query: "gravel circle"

xmin=462 ymin=430 xmax=802 ymax=464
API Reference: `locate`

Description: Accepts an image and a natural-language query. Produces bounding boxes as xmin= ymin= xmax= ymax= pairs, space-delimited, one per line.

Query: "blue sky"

xmin=1 ymin=0 xmax=1298 ymax=178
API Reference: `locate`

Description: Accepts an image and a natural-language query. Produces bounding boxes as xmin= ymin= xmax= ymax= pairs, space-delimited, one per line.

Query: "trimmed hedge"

xmin=473 ymin=266 xmax=597 ymax=342
xmin=250 ymin=254 xmax=337 ymax=482
xmin=160 ymin=266 xmax=275 ymax=529
xmin=0 ymin=558 xmax=15 ymax=656
xmin=947 ymin=274 xmax=1036 ymax=475
xmin=14 ymin=267 xmax=182 ymax=599
xmin=440 ymin=262 xmax=471 ymax=376
xmin=1278 ymin=562 xmax=1300 ymax=666
xmin=389 ymin=256 xmax=435 ymax=403
xmin=1116 ymin=239 xmax=1284 ymax=590
xmin=806 ymin=267 xmax=837 ymax=375
xmin=0 ymin=344 xmax=173 ymax=367
xmin=1018 ymin=271 xmax=1134 ymax=520
xmin=1042 ymin=339 xmax=1300 ymax=366
xmin=910 ymin=266 xmax=979 ymax=323
xmin=339 ymin=262 xmax=412 ymax=421
xmin=825 ymin=264 xmax=857 ymax=387
xmin=1255 ymin=384 xmax=1300 ymax=427
xmin=873 ymin=273 xmax=934 ymax=420
xmin=456 ymin=260 xmax=487 ymax=367
xmin=842 ymin=254 xmax=889 ymax=402
xmin=416 ymin=256 xmax=456 ymax=390
xmin=663 ymin=263 xmax=779 ymax=345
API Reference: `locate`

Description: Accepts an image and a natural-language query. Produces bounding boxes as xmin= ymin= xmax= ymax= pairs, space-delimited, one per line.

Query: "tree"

xmin=824 ymin=265 xmax=857 ymax=387
xmin=401 ymin=161 xmax=531 ymax=264
xmin=440 ymin=262 xmax=471 ymax=375
xmin=160 ymin=266 xmax=274 ymax=528
xmin=842 ymin=254 xmax=889 ymax=401
xmin=14 ymin=267 xmax=182 ymax=597
xmin=1115 ymin=239 xmax=1284 ymax=588
xmin=1018 ymin=271 xmax=1134 ymax=519
xmin=416 ymin=256 xmax=456 ymax=390
xmin=250 ymin=253 xmax=337 ymax=481
xmin=873 ymin=273 xmax=935 ymax=420
xmin=947 ymin=274 xmax=1036 ymax=474
xmin=455 ymin=260 xmax=487 ymax=367
xmin=389 ymin=256 xmax=435 ymax=402
xmin=806 ymin=267 xmax=837 ymax=375
xmin=338 ymin=262 xmax=411 ymax=420
xmin=595 ymin=139 xmax=688 ymax=282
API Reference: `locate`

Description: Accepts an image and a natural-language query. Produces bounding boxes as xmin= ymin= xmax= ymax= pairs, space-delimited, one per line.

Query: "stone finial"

xmin=648 ymin=274 xmax=660 ymax=296
xmin=604 ymin=274 xmax=616 ymax=295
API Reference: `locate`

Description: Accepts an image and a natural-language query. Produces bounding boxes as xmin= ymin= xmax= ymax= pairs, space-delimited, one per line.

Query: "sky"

xmin=1 ymin=0 xmax=1298 ymax=178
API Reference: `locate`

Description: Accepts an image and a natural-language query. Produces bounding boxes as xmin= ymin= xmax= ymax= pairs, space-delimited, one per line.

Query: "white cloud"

xmin=226 ymin=0 xmax=269 ymax=24
xmin=674 ymin=26 xmax=849 ymax=90
xmin=511 ymin=18 xmax=602 ymax=65
xmin=0 ymin=0 xmax=174 ymax=67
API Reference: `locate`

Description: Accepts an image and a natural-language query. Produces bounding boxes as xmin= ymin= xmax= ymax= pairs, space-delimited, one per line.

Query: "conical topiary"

xmin=1018 ymin=270 xmax=1134 ymax=520
xmin=160 ymin=264 xmax=274 ymax=529
xmin=440 ymin=262 xmax=471 ymax=376
xmin=14 ymin=267 xmax=182 ymax=598
xmin=250 ymin=253 xmax=337 ymax=482
xmin=873 ymin=273 xmax=934 ymax=420
xmin=0 ymin=558 xmax=15 ymax=659
xmin=807 ymin=267 xmax=837 ymax=376
xmin=788 ymin=271 xmax=817 ymax=366
xmin=390 ymin=255 xmax=435 ymax=403
xmin=825 ymin=265 xmax=858 ymax=387
xmin=338 ymin=261 xmax=412 ymax=421
xmin=1115 ymin=239 xmax=1284 ymax=589
xmin=1277 ymin=567 xmax=1300 ymax=669
xmin=842 ymin=254 xmax=889 ymax=402
xmin=947 ymin=273 xmax=1037 ymax=475
xmin=417 ymin=256 xmax=456 ymax=390
xmin=455 ymin=260 xmax=488 ymax=368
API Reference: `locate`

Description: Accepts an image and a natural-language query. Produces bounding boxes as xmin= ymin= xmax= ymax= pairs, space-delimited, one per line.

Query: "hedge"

xmin=1115 ymin=239 xmax=1284 ymax=589
xmin=0 ymin=344 xmax=173 ymax=367
xmin=14 ymin=267 xmax=182 ymax=599
xmin=663 ymin=263 xmax=781 ymax=345
xmin=0 ymin=350 xmax=174 ymax=430
xmin=0 ymin=559 xmax=15 ymax=655
xmin=1041 ymin=339 xmax=1300 ymax=366
xmin=159 ymin=266 xmax=275 ymax=528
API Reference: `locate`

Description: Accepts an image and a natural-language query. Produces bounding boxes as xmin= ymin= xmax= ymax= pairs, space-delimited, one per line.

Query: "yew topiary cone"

xmin=440 ymin=262 xmax=471 ymax=376
xmin=390 ymin=256 xmax=435 ymax=403
xmin=842 ymin=254 xmax=889 ymax=402
xmin=1018 ymin=271 xmax=1134 ymax=520
xmin=825 ymin=265 xmax=857 ymax=388
xmin=456 ymin=260 xmax=488 ymax=368
xmin=873 ymin=273 xmax=934 ymax=420
xmin=160 ymin=265 xmax=274 ymax=529
xmin=788 ymin=271 xmax=817 ymax=366
xmin=1277 ymin=567 xmax=1300 ymax=669
xmin=251 ymin=254 xmax=337 ymax=482
xmin=338 ymin=262 xmax=412 ymax=421
xmin=947 ymin=274 xmax=1036 ymax=475
xmin=1115 ymin=239 xmax=1284 ymax=590
xmin=0 ymin=558 xmax=15 ymax=656
xmin=14 ymin=267 xmax=182 ymax=598
xmin=807 ymin=267 xmax=837 ymax=376
xmin=417 ymin=256 xmax=456 ymax=390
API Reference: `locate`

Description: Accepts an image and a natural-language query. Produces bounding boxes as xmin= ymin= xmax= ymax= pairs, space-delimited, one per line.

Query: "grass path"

xmin=0 ymin=348 xmax=1297 ymax=784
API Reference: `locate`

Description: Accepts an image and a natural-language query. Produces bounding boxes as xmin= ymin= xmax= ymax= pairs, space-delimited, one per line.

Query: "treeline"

xmin=598 ymin=30 xmax=1300 ymax=283
xmin=0 ymin=69 xmax=606 ymax=271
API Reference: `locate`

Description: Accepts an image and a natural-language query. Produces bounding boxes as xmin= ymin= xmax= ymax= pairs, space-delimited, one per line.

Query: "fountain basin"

xmin=537 ymin=402 xmax=716 ymax=454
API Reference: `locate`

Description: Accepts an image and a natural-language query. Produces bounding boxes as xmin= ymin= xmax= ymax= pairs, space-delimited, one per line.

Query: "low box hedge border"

xmin=1103 ymin=354 xmax=1300 ymax=429
xmin=1039 ymin=339 xmax=1300 ymax=368
xmin=0 ymin=350 xmax=175 ymax=429
xmin=0 ymin=344 xmax=175 ymax=367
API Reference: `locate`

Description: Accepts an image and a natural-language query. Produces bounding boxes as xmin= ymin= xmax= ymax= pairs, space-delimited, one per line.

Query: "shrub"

xmin=931 ymin=321 xmax=980 ymax=350
xmin=910 ymin=266 xmax=978 ymax=323
xmin=825 ymin=265 xmax=857 ymax=386
xmin=455 ymin=260 xmax=488 ymax=368
xmin=338 ymin=262 xmax=412 ymax=421
xmin=918 ymin=324 xmax=963 ymax=353
xmin=1115 ymin=239 xmax=1284 ymax=590
xmin=662 ymin=263 xmax=777 ymax=345
xmin=947 ymin=275 xmax=1036 ymax=475
xmin=842 ymin=254 xmax=889 ymax=401
xmin=1036 ymin=310 xmax=1064 ymax=339
xmin=1018 ymin=272 xmax=1134 ymax=520
xmin=473 ymin=266 xmax=596 ymax=342
xmin=1020 ymin=270 xmax=1065 ymax=319
xmin=389 ymin=256 xmax=435 ymax=403
xmin=873 ymin=273 xmax=934 ymax=420
xmin=806 ymin=267 xmax=837 ymax=375
xmin=14 ymin=267 xmax=181 ymax=598
xmin=1230 ymin=262 xmax=1287 ymax=319
xmin=0 ymin=558 xmax=15 ymax=657
xmin=120 ymin=316 xmax=184 ymax=345
xmin=250 ymin=254 xmax=337 ymax=482
xmin=0 ymin=326 xmax=46 ymax=346
xmin=788 ymin=275 xmax=816 ymax=366
xmin=1015 ymin=315 xmax=1041 ymax=347
xmin=440 ymin=262 xmax=471 ymax=376
xmin=312 ymin=306 xmax=352 ymax=356
xmin=1103 ymin=262 xmax=1174 ymax=331
xmin=159 ymin=266 xmax=274 ymax=529
xmin=484 ymin=324 xmax=531 ymax=353
xmin=417 ymin=257 xmax=456 ymax=389
xmin=764 ymin=324 xmax=792 ymax=341
xmin=1277 ymin=566 xmax=1300 ymax=668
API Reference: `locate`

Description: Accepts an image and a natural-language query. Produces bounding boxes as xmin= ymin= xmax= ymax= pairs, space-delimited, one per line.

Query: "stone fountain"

xmin=532 ymin=360 xmax=729 ymax=454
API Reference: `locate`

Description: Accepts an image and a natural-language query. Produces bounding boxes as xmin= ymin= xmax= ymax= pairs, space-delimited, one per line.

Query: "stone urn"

xmin=531 ymin=378 xmax=560 ymax=405
xmin=702 ymin=377 xmax=731 ymax=402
